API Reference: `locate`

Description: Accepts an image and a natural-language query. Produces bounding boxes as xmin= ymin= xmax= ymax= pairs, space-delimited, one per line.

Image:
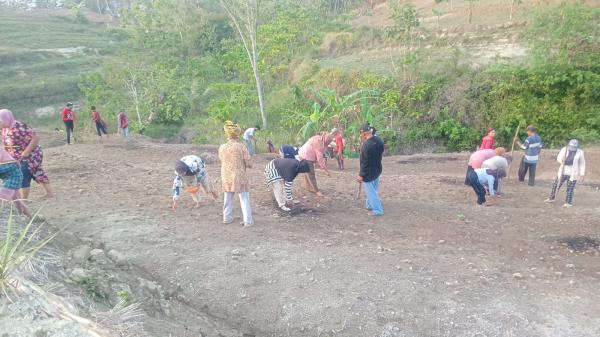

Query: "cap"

xmin=526 ymin=125 xmax=536 ymax=132
xmin=359 ymin=123 xmax=372 ymax=133
xmin=568 ymin=139 xmax=579 ymax=150
xmin=66 ymin=102 xmax=73 ymax=107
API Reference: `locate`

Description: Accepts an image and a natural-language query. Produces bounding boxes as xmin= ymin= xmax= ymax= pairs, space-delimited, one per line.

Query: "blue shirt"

xmin=521 ymin=134 xmax=542 ymax=163
xmin=475 ymin=168 xmax=496 ymax=196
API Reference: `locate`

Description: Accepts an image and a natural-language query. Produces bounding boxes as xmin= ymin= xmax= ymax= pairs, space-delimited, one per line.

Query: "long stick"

xmin=507 ymin=124 xmax=521 ymax=179
xmin=356 ymin=182 xmax=362 ymax=199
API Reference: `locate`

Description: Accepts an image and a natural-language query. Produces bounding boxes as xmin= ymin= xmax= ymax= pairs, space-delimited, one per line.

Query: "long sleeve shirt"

xmin=468 ymin=149 xmax=496 ymax=169
xmin=480 ymin=136 xmax=494 ymax=150
xmin=475 ymin=168 xmax=496 ymax=196
xmin=359 ymin=136 xmax=384 ymax=182
xmin=299 ymin=135 xmax=329 ymax=171
xmin=520 ymin=134 xmax=542 ymax=163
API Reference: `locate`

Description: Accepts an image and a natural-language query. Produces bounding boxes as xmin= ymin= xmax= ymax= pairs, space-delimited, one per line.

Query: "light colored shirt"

xmin=299 ymin=134 xmax=328 ymax=171
xmin=475 ymin=168 xmax=496 ymax=196
xmin=468 ymin=149 xmax=496 ymax=169
xmin=482 ymin=156 xmax=508 ymax=172
xmin=243 ymin=128 xmax=256 ymax=141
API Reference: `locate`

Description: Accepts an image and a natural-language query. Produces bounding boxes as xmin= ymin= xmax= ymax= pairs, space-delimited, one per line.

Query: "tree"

xmin=219 ymin=0 xmax=268 ymax=129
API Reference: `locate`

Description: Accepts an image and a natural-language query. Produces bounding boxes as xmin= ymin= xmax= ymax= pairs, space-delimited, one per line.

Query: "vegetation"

xmin=2 ymin=1 xmax=599 ymax=152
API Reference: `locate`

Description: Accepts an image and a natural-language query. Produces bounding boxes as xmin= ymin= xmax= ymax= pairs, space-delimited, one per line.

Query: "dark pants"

xmin=64 ymin=120 xmax=74 ymax=144
xmin=549 ymin=175 xmax=577 ymax=204
xmin=518 ymin=158 xmax=537 ymax=186
xmin=464 ymin=165 xmax=474 ymax=185
xmin=95 ymin=121 xmax=107 ymax=136
xmin=466 ymin=170 xmax=486 ymax=205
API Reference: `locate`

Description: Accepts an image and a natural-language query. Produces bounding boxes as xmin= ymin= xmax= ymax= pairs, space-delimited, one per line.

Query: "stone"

xmin=69 ymin=268 xmax=93 ymax=282
xmin=107 ymin=249 xmax=128 ymax=266
xmin=69 ymin=245 xmax=92 ymax=263
xmin=90 ymin=249 xmax=108 ymax=264
xmin=438 ymin=240 xmax=446 ymax=244
xmin=512 ymin=273 xmax=524 ymax=279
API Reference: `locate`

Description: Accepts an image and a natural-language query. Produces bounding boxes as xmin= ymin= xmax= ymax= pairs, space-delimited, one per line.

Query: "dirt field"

xmin=31 ymin=133 xmax=600 ymax=337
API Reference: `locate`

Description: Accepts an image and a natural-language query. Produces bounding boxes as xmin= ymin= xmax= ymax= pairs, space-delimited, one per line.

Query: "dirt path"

xmin=33 ymin=133 xmax=600 ymax=337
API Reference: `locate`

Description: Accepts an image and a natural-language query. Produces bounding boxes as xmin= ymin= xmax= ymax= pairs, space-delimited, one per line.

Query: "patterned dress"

xmin=2 ymin=121 xmax=49 ymax=184
xmin=218 ymin=140 xmax=251 ymax=193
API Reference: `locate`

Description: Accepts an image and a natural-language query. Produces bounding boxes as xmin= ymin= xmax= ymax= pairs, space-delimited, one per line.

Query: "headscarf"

xmin=223 ymin=120 xmax=241 ymax=139
xmin=568 ymin=139 xmax=579 ymax=151
xmin=175 ymin=160 xmax=193 ymax=176
xmin=0 ymin=109 xmax=16 ymax=129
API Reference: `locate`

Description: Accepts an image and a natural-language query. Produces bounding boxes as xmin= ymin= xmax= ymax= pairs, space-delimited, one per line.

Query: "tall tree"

xmin=219 ymin=0 xmax=268 ymax=129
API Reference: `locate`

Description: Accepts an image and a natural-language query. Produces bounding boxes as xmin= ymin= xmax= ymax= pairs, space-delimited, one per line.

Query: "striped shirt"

xmin=520 ymin=134 xmax=542 ymax=163
xmin=264 ymin=160 xmax=293 ymax=201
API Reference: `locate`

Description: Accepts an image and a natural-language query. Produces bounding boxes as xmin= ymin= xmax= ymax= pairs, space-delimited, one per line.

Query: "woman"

xmin=0 ymin=145 xmax=31 ymax=217
xmin=219 ymin=121 xmax=253 ymax=226
xmin=0 ymin=109 xmax=53 ymax=200
xmin=544 ymin=139 xmax=586 ymax=207
xmin=480 ymin=128 xmax=495 ymax=150
xmin=264 ymin=158 xmax=310 ymax=211
xmin=172 ymin=155 xmax=218 ymax=211
xmin=298 ymin=131 xmax=334 ymax=197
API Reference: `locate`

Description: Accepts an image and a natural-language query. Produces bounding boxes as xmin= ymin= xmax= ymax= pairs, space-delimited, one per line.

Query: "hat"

xmin=223 ymin=120 xmax=242 ymax=139
xmin=359 ymin=123 xmax=372 ymax=133
xmin=66 ymin=102 xmax=73 ymax=107
xmin=568 ymin=139 xmax=579 ymax=151
xmin=526 ymin=125 xmax=536 ymax=132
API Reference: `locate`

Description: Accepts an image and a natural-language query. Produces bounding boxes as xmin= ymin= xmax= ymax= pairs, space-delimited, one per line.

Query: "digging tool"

xmin=507 ymin=123 xmax=521 ymax=179
xmin=356 ymin=182 xmax=362 ymax=199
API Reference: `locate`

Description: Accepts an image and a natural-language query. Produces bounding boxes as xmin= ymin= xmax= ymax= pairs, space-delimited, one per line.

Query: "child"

xmin=91 ymin=106 xmax=108 ymax=138
xmin=267 ymin=138 xmax=276 ymax=153
xmin=544 ymin=139 xmax=586 ymax=207
xmin=264 ymin=158 xmax=311 ymax=211
xmin=172 ymin=155 xmax=218 ymax=211
xmin=118 ymin=110 xmax=129 ymax=139
xmin=0 ymin=147 xmax=30 ymax=217
xmin=334 ymin=129 xmax=345 ymax=170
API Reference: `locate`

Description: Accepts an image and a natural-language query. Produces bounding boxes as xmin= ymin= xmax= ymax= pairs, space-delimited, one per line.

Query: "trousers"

xmin=223 ymin=191 xmax=253 ymax=225
xmin=364 ymin=176 xmax=384 ymax=215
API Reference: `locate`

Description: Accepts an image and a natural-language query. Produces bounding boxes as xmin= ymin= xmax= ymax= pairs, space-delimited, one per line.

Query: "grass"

xmin=0 ymin=9 xmax=123 ymax=122
xmin=0 ymin=206 xmax=55 ymax=294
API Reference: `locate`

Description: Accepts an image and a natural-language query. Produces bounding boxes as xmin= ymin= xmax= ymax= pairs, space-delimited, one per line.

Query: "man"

xmin=91 ymin=106 xmax=108 ymax=139
xmin=118 ymin=110 xmax=129 ymax=139
xmin=243 ymin=125 xmax=260 ymax=156
xmin=515 ymin=125 xmax=542 ymax=186
xmin=61 ymin=102 xmax=76 ymax=144
xmin=466 ymin=168 xmax=499 ymax=206
xmin=357 ymin=123 xmax=384 ymax=216
xmin=334 ymin=128 xmax=345 ymax=170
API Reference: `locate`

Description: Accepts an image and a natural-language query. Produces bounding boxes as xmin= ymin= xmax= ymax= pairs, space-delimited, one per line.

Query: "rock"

xmin=90 ymin=249 xmax=108 ymax=264
xmin=438 ymin=240 xmax=446 ymax=244
xmin=34 ymin=331 xmax=48 ymax=337
xmin=565 ymin=263 xmax=575 ymax=269
xmin=69 ymin=245 xmax=92 ymax=263
xmin=69 ymin=268 xmax=93 ymax=282
xmin=107 ymin=249 xmax=128 ymax=266
xmin=512 ymin=273 xmax=524 ymax=279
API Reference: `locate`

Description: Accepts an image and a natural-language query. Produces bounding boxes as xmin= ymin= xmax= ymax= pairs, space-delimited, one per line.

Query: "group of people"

xmin=171 ymin=121 xmax=385 ymax=226
xmin=60 ymin=102 xmax=131 ymax=144
xmin=466 ymin=125 xmax=586 ymax=207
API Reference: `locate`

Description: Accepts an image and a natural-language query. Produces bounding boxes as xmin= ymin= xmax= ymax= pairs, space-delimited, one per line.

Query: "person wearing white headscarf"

xmin=544 ymin=139 xmax=586 ymax=207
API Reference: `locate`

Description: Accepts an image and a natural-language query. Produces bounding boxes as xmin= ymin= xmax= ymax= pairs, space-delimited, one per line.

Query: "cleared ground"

xmin=28 ymin=132 xmax=600 ymax=337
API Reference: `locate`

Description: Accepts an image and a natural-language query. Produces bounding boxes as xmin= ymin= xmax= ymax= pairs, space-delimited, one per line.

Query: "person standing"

xmin=357 ymin=123 xmax=384 ymax=216
xmin=91 ymin=106 xmax=108 ymax=138
xmin=515 ymin=125 xmax=542 ymax=186
xmin=0 ymin=109 xmax=53 ymax=200
xmin=118 ymin=110 xmax=129 ymax=139
xmin=264 ymin=158 xmax=311 ymax=211
xmin=334 ymin=129 xmax=345 ymax=170
xmin=219 ymin=121 xmax=253 ymax=226
xmin=544 ymin=139 xmax=586 ymax=207
xmin=480 ymin=128 xmax=495 ymax=150
xmin=61 ymin=102 xmax=76 ymax=145
xmin=243 ymin=125 xmax=260 ymax=156
xmin=298 ymin=132 xmax=334 ymax=197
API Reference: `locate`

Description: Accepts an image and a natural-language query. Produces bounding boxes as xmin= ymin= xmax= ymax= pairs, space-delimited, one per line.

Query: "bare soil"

xmin=32 ymin=133 xmax=600 ymax=337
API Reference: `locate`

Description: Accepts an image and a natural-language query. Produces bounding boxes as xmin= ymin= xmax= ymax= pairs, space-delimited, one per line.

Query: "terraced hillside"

xmin=0 ymin=10 xmax=120 ymax=122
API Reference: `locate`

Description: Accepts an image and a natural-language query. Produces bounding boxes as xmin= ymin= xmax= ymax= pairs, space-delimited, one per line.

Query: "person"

xmin=357 ymin=123 xmax=384 ymax=216
xmin=264 ymin=158 xmax=311 ymax=211
xmin=0 ymin=145 xmax=31 ymax=217
xmin=464 ymin=148 xmax=496 ymax=185
xmin=334 ymin=129 xmax=345 ymax=170
xmin=280 ymin=145 xmax=299 ymax=160
xmin=482 ymin=147 xmax=512 ymax=194
xmin=515 ymin=125 xmax=542 ymax=186
xmin=0 ymin=109 xmax=53 ymax=200
xmin=219 ymin=121 xmax=253 ymax=226
xmin=267 ymin=138 xmax=276 ymax=153
xmin=243 ymin=125 xmax=260 ymax=156
xmin=480 ymin=128 xmax=495 ymax=150
xmin=118 ymin=110 xmax=129 ymax=139
xmin=172 ymin=155 xmax=218 ymax=211
xmin=91 ymin=106 xmax=108 ymax=138
xmin=545 ymin=139 xmax=586 ymax=207
xmin=466 ymin=168 xmax=499 ymax=206
xmin=298 ymin=131 xmax=335 ymax=197
xmin=61 ymin=102 xmax=76 ymax=145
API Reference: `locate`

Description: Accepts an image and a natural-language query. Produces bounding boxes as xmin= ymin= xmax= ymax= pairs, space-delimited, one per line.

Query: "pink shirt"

xmin=468 ymin=149 xmax=496 ymax=169
xmin=299 ymin=134 xmax=328 ymax=171
xmin=480 ymin=136 xmax=494 ymax=150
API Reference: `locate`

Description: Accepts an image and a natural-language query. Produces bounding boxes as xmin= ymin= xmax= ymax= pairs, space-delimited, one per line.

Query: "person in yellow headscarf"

xmin=219 ymin=121 xmax=253 ymax=226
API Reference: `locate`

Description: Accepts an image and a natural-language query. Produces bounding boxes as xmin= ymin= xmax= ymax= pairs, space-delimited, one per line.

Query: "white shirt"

xmin=243 ymin=128 xmax=256 ymax=141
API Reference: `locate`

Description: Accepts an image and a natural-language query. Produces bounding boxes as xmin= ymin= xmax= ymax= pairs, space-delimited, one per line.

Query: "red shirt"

xmin=335 ymin=134 xmax=344 ymax=152
xmin=480 ymin=135 xmax=494 ymax=150
xmin=91 ymin=110 xmax=100 ymax=122
xmin=61 ymin=108 xmax=74 ymax=121
xmin=118 ymin=112 xmax=128 ymax=129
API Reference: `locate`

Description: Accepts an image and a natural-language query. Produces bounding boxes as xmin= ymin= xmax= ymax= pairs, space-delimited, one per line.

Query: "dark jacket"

xmin=359 ymin=136 xmax=384 ymax=182
xmin=274 ymin=158 xmax=310 ymax=182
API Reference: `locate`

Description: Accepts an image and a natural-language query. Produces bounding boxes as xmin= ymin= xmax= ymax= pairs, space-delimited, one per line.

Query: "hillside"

xmin=0 ymin=9 xmax=120 ymax=123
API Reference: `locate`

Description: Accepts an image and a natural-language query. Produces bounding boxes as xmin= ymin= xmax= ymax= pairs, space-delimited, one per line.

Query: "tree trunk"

xmin=509 ymin=0 xmax=514 ymax=21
